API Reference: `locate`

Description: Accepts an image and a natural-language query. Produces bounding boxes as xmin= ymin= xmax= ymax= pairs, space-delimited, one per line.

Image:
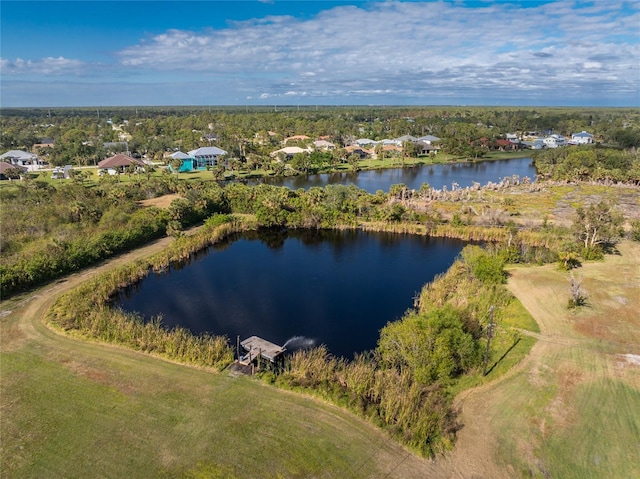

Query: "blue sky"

xmin=1 ymin=1 xmax=639 ymax=107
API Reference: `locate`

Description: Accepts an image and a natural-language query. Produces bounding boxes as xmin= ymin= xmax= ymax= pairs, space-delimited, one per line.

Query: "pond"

xmin=115 ymin=230 xmax=467 ymax=358
xmin=251 ymin=157 xmax=535 ymax=193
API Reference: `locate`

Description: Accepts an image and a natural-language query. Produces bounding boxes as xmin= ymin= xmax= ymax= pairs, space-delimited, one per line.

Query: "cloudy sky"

xmin=1 ymin=0 xmax=639 ymax=107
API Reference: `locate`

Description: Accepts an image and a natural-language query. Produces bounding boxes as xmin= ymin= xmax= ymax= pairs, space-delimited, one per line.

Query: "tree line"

xmin=2 ymin=107 xmax=639 ymax=168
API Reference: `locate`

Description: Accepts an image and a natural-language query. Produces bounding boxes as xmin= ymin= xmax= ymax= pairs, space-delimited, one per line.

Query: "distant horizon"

xmin=2 ymin=103 xmax=637 ymax=110
xmin=2 ymin=0 xmax=638 ymax=108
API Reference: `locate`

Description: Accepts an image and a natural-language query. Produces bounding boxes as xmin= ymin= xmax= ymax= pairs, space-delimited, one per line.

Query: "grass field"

xmin=492 ymin=241 xmax=640 ymax=478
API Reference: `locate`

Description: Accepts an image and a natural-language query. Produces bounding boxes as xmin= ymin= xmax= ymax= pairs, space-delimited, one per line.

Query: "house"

xmin=32 ymin=138 xmax=55 ymax=155
xmin=0 ymin=150 xmax=42 ymax=171
xmin=394 ymin=134 xmax=418 ymax=144
xmin=378 ymin=144 xmax=403 ymax=157
xmin=344 ymin=145 xmax=370 ymax=159
xmin=97 ymin=154 xmax=146 ymax=174
xmin=0 ymin=161 xmax=28 ymax=180
xmin=415 ymin=142 xmax=439 ymax=155
xmin=270 ymin=146 xmax=311 ymax=160
xmin=355 ymin=138 xmax=377 ymax=147
xmin=416 ymin=135 xmax=441 ymax=144
xmin=313 ymin=140 xmax=335 ymax=150
xmin=571 ymin=131 xmax=594 ymax=144
xmin=522 ymin=139 xmax=546 ymax=150
xmin=543 ymin=134 xmax=567 ymax=149
xmin=167 ymin=151 xmax=193 ymax=172
xmin=495 ymin=139 xmax=521 ymax=151
xmin=187 ymin=146 xmax=228 ymax=169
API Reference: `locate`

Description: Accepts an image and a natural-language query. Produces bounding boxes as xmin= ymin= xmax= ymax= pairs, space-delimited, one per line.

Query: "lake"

xmin=251 ymin=157 xmax=535 ymax=193
xmin=116 ymin=229 xmax=467 ymax=358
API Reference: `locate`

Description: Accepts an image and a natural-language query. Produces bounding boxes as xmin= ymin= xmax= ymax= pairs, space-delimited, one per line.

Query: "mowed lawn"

xmin=497 ymin=241 xmax=640 ymax=479
xmin=0 ymin=242 xmax=433 ymax=479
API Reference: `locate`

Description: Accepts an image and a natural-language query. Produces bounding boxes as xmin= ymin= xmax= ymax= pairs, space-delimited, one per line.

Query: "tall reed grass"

xmin=46 ymin=215 xmax=251 ymax=370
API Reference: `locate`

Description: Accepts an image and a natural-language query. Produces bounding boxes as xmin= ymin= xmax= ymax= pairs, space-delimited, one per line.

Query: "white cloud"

xmin=111 ymin=1 xmax=639 ymax=104
xmin=3 ymin=1 xmax=639 ymax=105
xmin=0 ymin=56 xmax=86 ymax=75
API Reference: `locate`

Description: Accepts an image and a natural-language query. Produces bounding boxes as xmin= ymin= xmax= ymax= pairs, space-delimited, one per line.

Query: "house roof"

xmin=416 ymin=142 xmax=438 ymax=151
xmin=572 ymin=131 xmax=593 ymax=137
xmin=187 ymin=146 xmax=227 ymax=157
xmin=169 ymin=151 xmax=191 ymax=159
xmin=0 ymin=161 xmax=28 ymax=173
xmin=417 ymin=135 xmax=441 ymax=142
xmin=0 ymin=150 xmax=36 ymax=160
xmin=394 ymin=135 xmax=418 ymax=142
xmin=97 ymin=154 xmax=145 ymax=169
xmin=270 ymin=146 xmax=311 ymax=157
xmin=313 ymin=140 xmax=335 ymax=148
xmin=355 ymin=138 xmax=377 ymax=145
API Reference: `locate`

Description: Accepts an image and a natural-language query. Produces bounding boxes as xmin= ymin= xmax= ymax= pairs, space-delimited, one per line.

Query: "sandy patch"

xmin=139 ymin=194 xmax=182 ymax=209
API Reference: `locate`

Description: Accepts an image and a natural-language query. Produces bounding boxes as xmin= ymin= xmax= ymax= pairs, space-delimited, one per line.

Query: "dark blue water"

xmin=251 ymin=157 xmax=535 ymax=193
xmin=116 ymin=230 xmax=466 ymax=358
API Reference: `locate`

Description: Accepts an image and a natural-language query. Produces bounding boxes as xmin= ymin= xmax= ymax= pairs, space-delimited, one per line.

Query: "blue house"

xmin=168 ymin=147 xmax=228 ymax=172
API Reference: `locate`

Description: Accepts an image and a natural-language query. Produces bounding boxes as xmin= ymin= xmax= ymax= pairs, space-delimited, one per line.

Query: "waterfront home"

xmin=187 ymin=146 xmax=228 ymax=169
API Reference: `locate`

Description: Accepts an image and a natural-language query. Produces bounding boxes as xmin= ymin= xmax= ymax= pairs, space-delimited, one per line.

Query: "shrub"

xmin=460 ymin=245 xmax=507 ymax=284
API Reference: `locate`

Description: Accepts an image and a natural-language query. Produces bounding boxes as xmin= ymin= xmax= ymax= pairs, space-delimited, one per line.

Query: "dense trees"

xmin=534 ymin=145 xmax=640 ymax=183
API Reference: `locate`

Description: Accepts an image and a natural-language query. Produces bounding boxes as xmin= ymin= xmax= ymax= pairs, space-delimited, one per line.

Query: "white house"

xmin=355 ymin=138 xmax=377 ymax=147
xmin=571 ymin=131 xmax=594 ymax=144
xmin=270 ymin=146 xmax=311 ymax=160
xmin=394 ymin=134 xmax=418 ymax=144
xmin=543 ymin=134 xmax=567 ymax=149
xmin=313 ymin=140 xmax=335 ymax=150
xmin=0 ymin=150 xmax=42 ymax=171
xmin=416 ymin=135 xmax=441 ymax=144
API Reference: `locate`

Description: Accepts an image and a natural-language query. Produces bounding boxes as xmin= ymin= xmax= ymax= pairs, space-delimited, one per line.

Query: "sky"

xmin=1 ymin=0 xmax=639 ymax=107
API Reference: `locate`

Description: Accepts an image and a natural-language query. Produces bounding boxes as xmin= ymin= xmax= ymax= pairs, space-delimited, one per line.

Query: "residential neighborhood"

xmin=1 ymin=105 xmax=634 ymax=182
xmin=0 ymin=124 xmax=602 ymax=180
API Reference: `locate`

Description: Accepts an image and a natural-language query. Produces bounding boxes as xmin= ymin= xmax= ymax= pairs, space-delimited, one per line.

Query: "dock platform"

xmin=239 ymin=336 xmax=286 ymax=365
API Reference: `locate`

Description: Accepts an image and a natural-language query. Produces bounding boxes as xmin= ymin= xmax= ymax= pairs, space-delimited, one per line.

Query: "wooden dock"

xmin=238 ymin=336 xmax=286 ymax=365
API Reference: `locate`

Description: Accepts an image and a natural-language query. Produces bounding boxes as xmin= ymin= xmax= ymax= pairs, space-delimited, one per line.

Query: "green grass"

xmin=1 ymin=307 xmax=426 ymax=479
xmin=541 ymin=379 xmax=640 ymax=479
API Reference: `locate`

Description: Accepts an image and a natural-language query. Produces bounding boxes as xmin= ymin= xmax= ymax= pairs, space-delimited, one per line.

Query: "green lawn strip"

xmin=0 ymin=345 xmax=410 ymax=479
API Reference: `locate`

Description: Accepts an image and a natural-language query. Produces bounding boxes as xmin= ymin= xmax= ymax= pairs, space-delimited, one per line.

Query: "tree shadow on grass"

xmin=486 ymin=337 xmax=520 ymax=376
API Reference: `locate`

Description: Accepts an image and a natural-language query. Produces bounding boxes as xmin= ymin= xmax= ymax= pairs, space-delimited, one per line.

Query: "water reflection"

xmin=249 ymin=157 xmax=535 ymax=193
xmin=116 ymin=230 xmax=466 ymax=358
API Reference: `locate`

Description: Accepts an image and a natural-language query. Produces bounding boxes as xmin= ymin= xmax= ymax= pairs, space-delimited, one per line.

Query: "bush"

xmin=460 ymin=245 xmax=507 ymax=284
